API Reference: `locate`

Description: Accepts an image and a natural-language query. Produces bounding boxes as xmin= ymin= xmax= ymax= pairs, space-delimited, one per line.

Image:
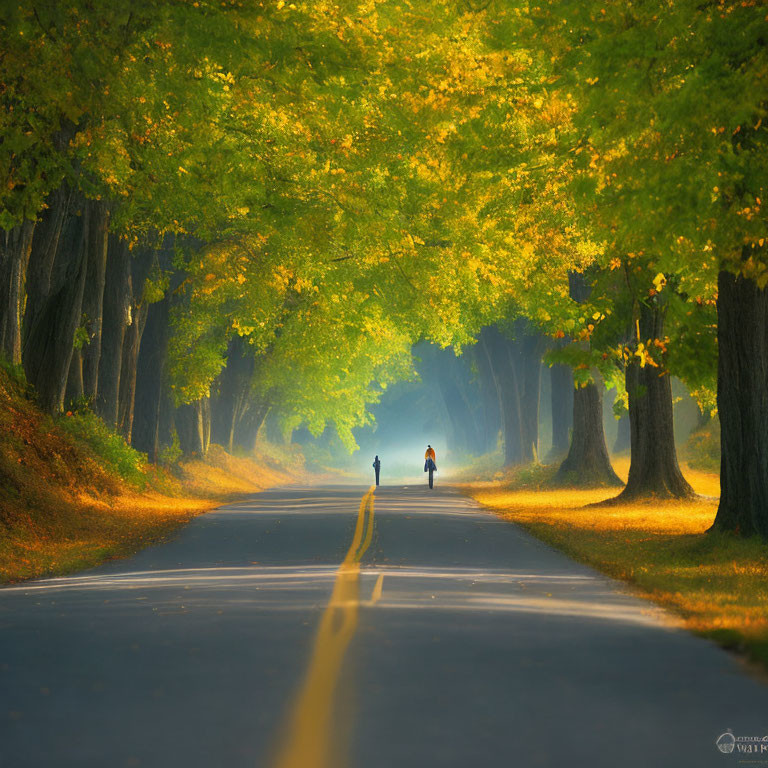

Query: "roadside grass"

xmin=176 ymin=443 xmax=296 ymax=498
xmin=1 ymin=490 xmax=216 ymax=582
xmin=463 ymin=458 xmax=768 ymax=672
xmin=0 ymin=367 xmax=298 ymax=583
xmin=57 ymin=409 xmax=154 ymax=489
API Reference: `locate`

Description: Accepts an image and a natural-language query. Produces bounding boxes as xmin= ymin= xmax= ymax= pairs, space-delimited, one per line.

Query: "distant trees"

xmin=2 ymin=1 xmax=767 ymax=535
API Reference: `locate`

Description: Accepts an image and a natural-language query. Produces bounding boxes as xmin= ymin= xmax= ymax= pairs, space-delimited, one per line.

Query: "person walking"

xmin=424 ymin=445 xmax=437 ymax=489
xmin=373 ymin=455 xmax=381 ymax=486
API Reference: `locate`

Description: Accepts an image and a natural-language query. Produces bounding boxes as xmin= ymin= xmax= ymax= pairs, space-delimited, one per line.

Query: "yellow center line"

xmin=369 ymin=574 xmax=384 ymax=605
xmin=272 ymin=487 xmax=376 ymax=768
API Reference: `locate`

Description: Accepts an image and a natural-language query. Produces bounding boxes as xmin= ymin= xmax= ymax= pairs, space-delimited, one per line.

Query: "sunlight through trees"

xmin=1 ymin=0 xmax=767 ymax=534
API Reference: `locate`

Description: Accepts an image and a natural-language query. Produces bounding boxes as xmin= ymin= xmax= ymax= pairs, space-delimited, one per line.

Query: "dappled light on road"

xmin=1 ymin=565 xmax=669 ymax=627
xmin=3 ymin=484 xmax=768 ymax=768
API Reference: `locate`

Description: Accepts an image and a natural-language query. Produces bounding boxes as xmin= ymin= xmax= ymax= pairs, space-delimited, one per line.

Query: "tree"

xmin=549 ymin=360 xmax=573 ymax=459
xmin=4 ymin=0 xmax=767 ymax=541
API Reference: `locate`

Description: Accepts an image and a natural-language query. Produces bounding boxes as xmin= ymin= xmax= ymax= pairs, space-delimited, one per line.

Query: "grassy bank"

xmin=463 ymin=458 xmax=768 ymax=671
xmin=0 ymin=366 xmax=298 ymax=583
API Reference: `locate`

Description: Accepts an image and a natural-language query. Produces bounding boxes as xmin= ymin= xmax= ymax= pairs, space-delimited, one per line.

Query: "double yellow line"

xmin=272 ymin=487 xmax=377 ymax=768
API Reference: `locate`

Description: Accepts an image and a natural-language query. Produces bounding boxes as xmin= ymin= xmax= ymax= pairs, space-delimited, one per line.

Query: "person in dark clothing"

xmin=373 ymin=455 xmax=381 ymax=486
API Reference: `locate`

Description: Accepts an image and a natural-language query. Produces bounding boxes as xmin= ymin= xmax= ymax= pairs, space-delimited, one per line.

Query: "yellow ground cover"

xmin=464 ymin=458 xmax=768 ymax=670
xmin=0 ymin=365 xmax=301 ymax=582
xmin=1 ymin=449 xmax=297 ymax=583
xmin=2 ymin=492 xmax=215 ymax=583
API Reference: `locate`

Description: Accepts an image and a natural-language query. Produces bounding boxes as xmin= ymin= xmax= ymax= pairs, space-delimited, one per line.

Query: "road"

xmin=2 ymin=484 xmax=767 ymax=768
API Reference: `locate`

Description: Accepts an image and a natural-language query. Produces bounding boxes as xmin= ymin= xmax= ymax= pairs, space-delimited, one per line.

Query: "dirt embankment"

xmin=0 ymin=368 xmax=300 ymax=582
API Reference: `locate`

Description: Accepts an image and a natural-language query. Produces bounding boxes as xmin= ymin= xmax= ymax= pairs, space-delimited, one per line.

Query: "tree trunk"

xmin=512 ymin=328 xmax=545 ymax=463
xmin=484 ymin=322 xmax=545 ymax=466
xmin=22 ymin=203 xmax=89 ymax=414
xmin=201 ymin=396 xmax=211 ymax=455
xmin=617 ymin=302 xmax=693 ymax=500
xmin=226 ymin=402 xmax=238 ymax=453
xmin=613 ymin=412 xmax=630 ymax=454
xmin=554 ymin=270 xmax=622 ymax=486
xmin=485 ymin=328 xmax=524 ymax=466
xmin=132 ymin=296 xmax=170 ymax=461
xmin=96 ymin=236 xmax=131 ymax=427
xmin=66 ymin=348 xmax=84 ymax=405
xmin=500 ymin=359 xmax=523 ymax=465
xmin=175 ymin=402 xmax=202 ymax=455
xmin=480 ymin=326 xmax=522 ymax=465
xmin=554 ymin=380 xmax=622 ymax=487
xmin=176 ymin=398 xmax=209 ymax=457
xmin=232 ymin=399 xmax=271 ymax=453
xmin=238 ymin=401 xmax=270 ymax=450
xmin=549 ymin=363 xmax=573 ymax=458
xmin=81 ymin=200 xmax=110 ymax=400
xmin=211 ymin=335 xmax=256 ymax=452
xmin=452 ymin=351 xmax=489 ymax=455
xmin=712 ymin=270 xmax=768 ymax=536
xmin=470 ymin=343 xmax=502 ymax=453
xmin=228 ymin=393 xmax=246 ymax=452
xmin=22 ymin=186 xmax=71 ymax=355
xmin=117 ymin=302 xmax=149 ymax=442
xmin=0 ymin=220 xmax=36 ymax=365
xmin=116 ymin=250 xmax=154 ymax=441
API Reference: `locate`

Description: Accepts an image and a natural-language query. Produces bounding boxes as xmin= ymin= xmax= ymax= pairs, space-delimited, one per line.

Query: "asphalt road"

xmin=2 ymin=484 xmax=767 ymax=768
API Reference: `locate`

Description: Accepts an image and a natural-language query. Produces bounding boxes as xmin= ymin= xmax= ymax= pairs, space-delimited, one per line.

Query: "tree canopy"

xmin=2 ymin=0 xmax=768 ymax=529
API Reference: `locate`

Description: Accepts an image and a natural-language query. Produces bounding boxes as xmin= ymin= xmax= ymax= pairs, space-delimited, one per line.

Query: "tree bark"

xmin=553 ymin=379 xmax=622 ymax=487
xmin=712 ymin=270 xmax=768 ymax=536
xmin=132 ymin=296 xmax=170 ymax=461
xmin=201 ymin=396 xmax=211 ymax=455
xmin=501 ymin=364 xmax=522 ymax=465
xmin=236 ymin=401 xmax=269 ymax=451
xmin=81 ymin=200 xmax=110 ymax=400
xmin=96 ymin=236 xmax=131 ymax=427
xmin=553 ymin=270 xmax=622 ymax=486
xmin=549 ymin=363 xmax=573 ymax=458
xmin=22 ymin=186 xmax=71 ymax=355
xmin=617 ymin=301 xmax=693 ymax=500
xmin=211 ymin=334 xmax=256 ymax=452
xmin=511 ymin=327 xmax=545 ymax=463
xmin=0 ymin=220 xmax=36 ymax=365
xmin=117 ymin=301 xmax=149 ymax=442
xmin=22 ymin=202 xmax=89 ymax=414
xmin=116 ymin=250 xmax=154 ymax=441
xmin=176 ymin=398 xmax=210 ymax=456
xmin=66 ymin=348 xmax=84 ymax=404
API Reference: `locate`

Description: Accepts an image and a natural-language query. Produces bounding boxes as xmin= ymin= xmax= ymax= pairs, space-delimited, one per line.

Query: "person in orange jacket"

xmin=424 ymin=445 xmax=437 ymax=488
